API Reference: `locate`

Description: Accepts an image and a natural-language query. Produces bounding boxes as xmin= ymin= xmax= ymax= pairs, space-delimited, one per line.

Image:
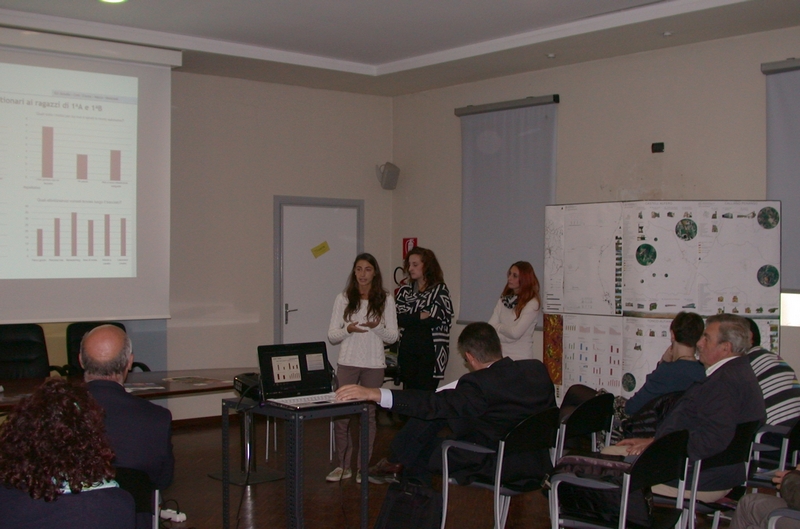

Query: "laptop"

xmin=257 ymin=341 xmax=360 ymax=410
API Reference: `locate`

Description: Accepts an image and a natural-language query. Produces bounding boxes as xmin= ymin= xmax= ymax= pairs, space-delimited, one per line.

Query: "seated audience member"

xmin=624 ymin=311 xmax=706 ymax=416
xmin=730 ymin=467 xmax=800 ymax=529
xmin=609 ymin=314 xmax=766 ymax=502
xmin=81 ymin=324 xmax=174 ymax=527
xmin=0 ymin=378 xmax=135 ymax=529
xmin=746 ymin=317 xmax=800 ymax=429
xmin=336 ymin=322 xmax=556 ymax=486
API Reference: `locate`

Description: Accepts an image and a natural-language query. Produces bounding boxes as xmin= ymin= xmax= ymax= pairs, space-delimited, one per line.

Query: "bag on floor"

xmin=549 ymin=453 xmax=653 ymax=527
xmin=373 ymin=478 xmax=442 ymax=529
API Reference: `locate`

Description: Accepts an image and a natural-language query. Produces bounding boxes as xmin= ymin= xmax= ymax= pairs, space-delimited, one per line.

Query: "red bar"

xmin=54 ymin=218 xmax=60 ymax=256
xmin=104 ymin=214 xmax=110 ymax=256
xmin=42 ymin=127 xmax=54 ymax=178
xmin=71 ymin=212 xmax=77 ymax=256
xmin=110 ymin=150 xmax=121 ymax=181
xmin=77 ymin=154 xmax=88 ymax=180
xmin=88 ymin=220 xmax=94 ymax=257
xmin=37 ymin=229 xmax=43 ymax=257
xmin=120 ymin=218 xmax=126 ymax=257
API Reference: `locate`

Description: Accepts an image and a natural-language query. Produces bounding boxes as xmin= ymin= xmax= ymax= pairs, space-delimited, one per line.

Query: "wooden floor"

xmin=162 ymin=413 xmax=725 ymax=529
xmin=162 ymin=412 xmax=554 ymax=529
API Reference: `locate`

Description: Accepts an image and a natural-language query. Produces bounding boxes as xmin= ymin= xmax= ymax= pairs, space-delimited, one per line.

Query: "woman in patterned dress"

xmin=395 ymin=247 xmax=453 ymax=390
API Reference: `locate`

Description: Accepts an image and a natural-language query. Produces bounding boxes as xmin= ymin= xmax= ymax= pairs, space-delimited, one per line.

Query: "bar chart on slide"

xmin=0 ymin=61 xmax=138 ymax=279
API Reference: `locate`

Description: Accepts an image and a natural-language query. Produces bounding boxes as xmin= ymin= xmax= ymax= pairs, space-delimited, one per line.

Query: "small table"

xmin=221 ymin=398 xmax=371 ymax=529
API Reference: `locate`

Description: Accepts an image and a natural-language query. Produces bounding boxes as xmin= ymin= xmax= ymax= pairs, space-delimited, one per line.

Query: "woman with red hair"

xmin=488 ymin=261 xmax=541 ymax=361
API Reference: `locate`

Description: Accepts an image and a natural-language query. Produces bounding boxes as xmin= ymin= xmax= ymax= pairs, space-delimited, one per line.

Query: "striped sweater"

xmin=748 ymin=347 xmax=800 ymax=427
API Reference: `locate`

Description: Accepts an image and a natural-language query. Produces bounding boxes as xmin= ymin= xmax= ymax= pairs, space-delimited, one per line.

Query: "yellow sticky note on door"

xmin=311 ymin=241 xmax=330 ymax=258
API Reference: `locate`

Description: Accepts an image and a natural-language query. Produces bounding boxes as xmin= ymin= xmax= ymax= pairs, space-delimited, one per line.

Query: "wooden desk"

xmin=0 ymin=367 xmax=255 ymax=411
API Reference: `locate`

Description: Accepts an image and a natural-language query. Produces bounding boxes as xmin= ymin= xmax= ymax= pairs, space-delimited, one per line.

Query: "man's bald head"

xmin=80 ymin=324 xmax=133 ymax=383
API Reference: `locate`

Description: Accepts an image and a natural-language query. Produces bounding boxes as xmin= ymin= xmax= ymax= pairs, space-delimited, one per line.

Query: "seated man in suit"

xmin=81 ymin=324 xmax=174 ymax=526
xmin=609 ymin=313 xmax=766 ymax=502
xmin=730 ymin=467 xmax=800 ymax=529
xmin=336 ymin=322 xmax=556 ymax=486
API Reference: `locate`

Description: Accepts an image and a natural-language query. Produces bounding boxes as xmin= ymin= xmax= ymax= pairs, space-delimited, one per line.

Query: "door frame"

xmin=273 ymin=195 xmax=364 ymax=344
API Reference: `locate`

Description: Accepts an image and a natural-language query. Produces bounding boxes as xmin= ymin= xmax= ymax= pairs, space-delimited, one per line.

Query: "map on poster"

xmin=622 ymin=201 xmax=781 ymax=316
xmin=544 ymin=203 xmax=623 ymax=315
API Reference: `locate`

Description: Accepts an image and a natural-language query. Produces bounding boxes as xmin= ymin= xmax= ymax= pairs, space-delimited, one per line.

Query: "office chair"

xmin=550 ymin=429 xmax=689 ymax=529
xmin=0 ymin=323 xmax=65 ymax=379
xmin=440 ymin=407 xmax=560 ymax=529
xmin=768 ymin=508 xmax=800 ymax=529
xmin=748 ymin=421 xmax=800 ymax=490
xmin=65 ymin=321 xmax=150 ymax=375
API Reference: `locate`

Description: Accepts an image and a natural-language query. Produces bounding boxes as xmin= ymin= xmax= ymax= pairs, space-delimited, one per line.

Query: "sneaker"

xmin=368 ymin=458 xmax=403 ymax=484
xmin=326 ymin=467 xmax=353 ymax=482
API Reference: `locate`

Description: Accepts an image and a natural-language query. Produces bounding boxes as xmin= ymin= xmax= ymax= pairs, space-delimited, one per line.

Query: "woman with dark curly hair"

xmin=0 ymin=378 xmax=135 ymax=528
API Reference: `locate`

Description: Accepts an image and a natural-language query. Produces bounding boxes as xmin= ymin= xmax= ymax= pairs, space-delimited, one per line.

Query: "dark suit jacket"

xmin=87 ymin=380 xmax=175 ymax=490
xmin=656 ymin=354 xmax=766 ymax=490
xmin=0 ymin=485 xmax=135 ymax=529
xmin=391 ymin=357 xmax=556 ymax=485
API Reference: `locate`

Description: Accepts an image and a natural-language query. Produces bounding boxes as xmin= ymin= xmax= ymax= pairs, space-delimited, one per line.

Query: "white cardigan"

xmin=488 ymin=297 xmax=540 ymax=361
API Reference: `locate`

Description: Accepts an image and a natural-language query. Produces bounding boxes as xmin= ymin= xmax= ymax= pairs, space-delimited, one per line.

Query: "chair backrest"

xmin=562 ymin=392 xmax=615 ymax=439
xmin=559 ymin=384 xmax=598 ymax=420
xmin=65 ymin=321 xmax=126 ymax=374
xmin=114 ymin=466 xmax=155 ymax=514
xmin=629 ymin=429 xmax=690 ymax=491
xmin=702 ymin=420 xmax=761 ymax=469
xmin=503 ymin=407 xmax=560 ymax=457
xmin=0 ymin=323 xmax=50 ymax=379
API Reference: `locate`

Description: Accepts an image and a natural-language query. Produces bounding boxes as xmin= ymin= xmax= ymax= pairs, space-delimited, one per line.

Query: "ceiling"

xmin=0 ymin=0 xmax=798 ymax=96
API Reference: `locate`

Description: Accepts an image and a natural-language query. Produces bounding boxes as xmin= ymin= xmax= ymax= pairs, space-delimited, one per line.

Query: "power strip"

xmin=160 ymin=509 xmax=187 ymax=523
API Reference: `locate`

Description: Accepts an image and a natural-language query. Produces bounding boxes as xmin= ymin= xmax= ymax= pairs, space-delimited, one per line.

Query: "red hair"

xmin=501 ymin=261 xmax=540 ymax=319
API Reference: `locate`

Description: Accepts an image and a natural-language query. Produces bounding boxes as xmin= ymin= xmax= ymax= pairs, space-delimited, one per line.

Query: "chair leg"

xmin=265 ymin=417 xmax=270 ymax=461
xmin=711 ymin=510 xmax=721 ymax=529
xmin=329 ymin=417 xmax=335 ymax=461
xmin=152 ymin=489 xmax=161 ymax=529
xmin=496 ymin=494 xmax=511 ymax=529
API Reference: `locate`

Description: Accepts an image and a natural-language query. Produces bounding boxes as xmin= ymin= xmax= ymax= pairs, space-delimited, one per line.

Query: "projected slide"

xmin=0 ymin=62 xmax=137 ymax=278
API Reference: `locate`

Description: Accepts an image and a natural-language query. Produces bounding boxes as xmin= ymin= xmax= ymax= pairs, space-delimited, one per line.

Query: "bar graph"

xmin=34 ymin=123 xmax=132 ymax=182
xmin=28 ymin=206 xmax=132 ymax=260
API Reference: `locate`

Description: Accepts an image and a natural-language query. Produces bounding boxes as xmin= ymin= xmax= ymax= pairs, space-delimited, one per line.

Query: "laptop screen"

xmin=257 ymin=341 xmax=334 ymax=399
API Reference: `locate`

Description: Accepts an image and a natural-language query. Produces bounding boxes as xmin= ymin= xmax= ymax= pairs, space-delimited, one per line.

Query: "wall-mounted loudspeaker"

xmin=376 ymin=162 xmax=400 ymax=190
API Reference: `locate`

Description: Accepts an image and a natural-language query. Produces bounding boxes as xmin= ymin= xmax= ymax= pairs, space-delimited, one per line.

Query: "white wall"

xmin=391 ymin=25 xmax=800 ymax=383
xmin=168 ymin=73 xmax=393 ymax=417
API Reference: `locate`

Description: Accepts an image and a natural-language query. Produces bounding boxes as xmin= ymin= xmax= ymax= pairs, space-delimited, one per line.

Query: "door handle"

xmin=284 ymin=303 xmax=299 ymax=324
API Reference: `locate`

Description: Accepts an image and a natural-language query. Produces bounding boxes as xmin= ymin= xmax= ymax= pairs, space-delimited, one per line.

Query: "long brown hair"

xmin=500 ymin=261 xmax=540 ymax=319
xmin=343 ymin=253 xmax=387 ymax=322
xmin=404 ymin=247 xmax=444 ymax=291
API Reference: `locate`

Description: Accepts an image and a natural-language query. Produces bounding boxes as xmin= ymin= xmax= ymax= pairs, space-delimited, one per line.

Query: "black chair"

xmin=0 ymin=323 xmax=65 ymax=379
xmin=679 ymin=420 xmax=762 ymax=529
xmin=550 ymin=429 xmax=690 ymax=529
xmin=65 ymin=321 xmax=150 ymax=375
xmin=555 ymin=392 xmax=615 ymax=460
xmin=114 ymin=467 xmax=160 ymax=529
xmin=440 ymin=407 xmax=560 ymax=529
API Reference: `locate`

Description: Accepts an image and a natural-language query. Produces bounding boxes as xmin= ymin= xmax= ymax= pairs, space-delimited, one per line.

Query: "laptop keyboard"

xmin=268 ymin=392 xmax=338 ymax=406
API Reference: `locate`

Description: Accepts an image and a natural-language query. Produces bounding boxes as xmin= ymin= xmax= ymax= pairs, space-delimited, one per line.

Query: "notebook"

xmin=257 ymin=341 xmax=360 ymax=410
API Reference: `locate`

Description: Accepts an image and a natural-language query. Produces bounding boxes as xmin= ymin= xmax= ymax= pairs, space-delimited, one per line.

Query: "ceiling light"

xmin=100 ymin=0 xmax=128 ymax=3
xmin=662 ymin=31 xmax=673 ymax=37
xmin=546 ymin=53 xmax=556 ymax=59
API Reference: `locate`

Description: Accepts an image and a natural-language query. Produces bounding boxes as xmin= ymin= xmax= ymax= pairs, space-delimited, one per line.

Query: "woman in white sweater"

xmin=488 ymin=261 xmax=541 ymax=361
xmin=326 ymin=253 xmax=398 ymax=482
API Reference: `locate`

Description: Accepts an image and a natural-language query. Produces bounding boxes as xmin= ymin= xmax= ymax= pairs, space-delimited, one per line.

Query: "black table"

xmin=221 ymin=398 xmax=371 ymax=529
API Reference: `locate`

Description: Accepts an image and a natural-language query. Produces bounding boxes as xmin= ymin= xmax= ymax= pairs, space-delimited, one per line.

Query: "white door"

xmin=275 ymin=198 xmax=362 ymax=368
